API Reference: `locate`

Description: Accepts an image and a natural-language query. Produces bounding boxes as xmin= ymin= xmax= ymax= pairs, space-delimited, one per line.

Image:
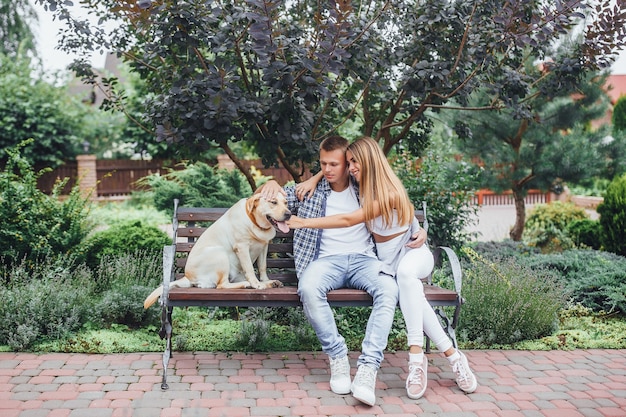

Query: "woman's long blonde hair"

xmin=348 ymin=137 xmax=414 ymax=229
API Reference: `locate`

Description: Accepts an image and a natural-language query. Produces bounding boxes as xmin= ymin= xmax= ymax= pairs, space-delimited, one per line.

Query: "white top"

xmin=369 ymin=211 xmax=408 ymax=236
xmin=373 ymin=212 xmax=422 ymax=276
xmin=318 ymin=187 xmax=376 ymax=259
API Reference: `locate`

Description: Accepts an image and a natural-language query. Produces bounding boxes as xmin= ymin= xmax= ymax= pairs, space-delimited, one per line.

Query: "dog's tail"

xmin=143 ymin=286 xmax=164 ymax=309
xmin=143 ymin=277 xmax=194 ymax=309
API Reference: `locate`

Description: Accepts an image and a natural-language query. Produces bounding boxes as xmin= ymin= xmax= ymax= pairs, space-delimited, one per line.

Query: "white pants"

xmin=396 ymin=245 xmax=454 ymax=352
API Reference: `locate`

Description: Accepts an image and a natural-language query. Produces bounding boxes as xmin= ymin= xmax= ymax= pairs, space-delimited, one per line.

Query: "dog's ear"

xmin=246 ymin=194 xmax=261 ymax=215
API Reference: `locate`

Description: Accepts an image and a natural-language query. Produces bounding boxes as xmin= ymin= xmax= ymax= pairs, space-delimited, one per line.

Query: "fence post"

xmin=76 ymin=154 xmax=97 ymax=201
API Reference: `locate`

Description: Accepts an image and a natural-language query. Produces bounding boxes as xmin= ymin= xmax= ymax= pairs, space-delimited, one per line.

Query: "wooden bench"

xmin=155 ymin=199 xmax=464 ymax=389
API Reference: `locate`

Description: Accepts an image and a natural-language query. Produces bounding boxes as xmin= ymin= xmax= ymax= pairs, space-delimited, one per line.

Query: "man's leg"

xmin=298 ymin=255 xmax=351 ymax=394
xmin=347 ymin=254 xmax=398 ymax=405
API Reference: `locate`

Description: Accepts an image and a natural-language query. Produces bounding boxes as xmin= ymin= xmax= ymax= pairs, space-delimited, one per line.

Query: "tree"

xmin=35 ymin=0 xmax=626 ymax=189
xmin=451 ymin=70 xmax=613 ymax=241
xmin=0 ymin=0 xmax=37 ymax=57
xmin=0 ymin=54 xmax=86 ymax=168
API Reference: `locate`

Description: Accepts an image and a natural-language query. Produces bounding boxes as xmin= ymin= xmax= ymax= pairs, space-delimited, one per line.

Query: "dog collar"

xmin=247 ymin=210 xmax=272 ymax=231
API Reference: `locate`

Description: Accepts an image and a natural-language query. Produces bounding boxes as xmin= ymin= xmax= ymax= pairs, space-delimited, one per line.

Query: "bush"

xmin=523 ymin=201 xmax=589 ymax=252
xmin=81 ymin=221 xmax=170 ymax=270
xmin=567 ymin=218 xmax=602 ymax=250
xmin=597 ymin=173 xmax=626 ymax=256
xmin=89 ymin=250 xmax=163 ymax=327
xmin=395 ymin=150 xmax=480 ymax=250
xmin=0 ymin=142 xmax=91 ymax=266
xmin=523 ymin=250 xmax=626 ymax=315
xmin=138 ymin=161 xmax=252 ymax=215
xmin=458 ymin=248 xmax=565 ymax=345
xmin=0 ymin=255 xmax=95 ymax=350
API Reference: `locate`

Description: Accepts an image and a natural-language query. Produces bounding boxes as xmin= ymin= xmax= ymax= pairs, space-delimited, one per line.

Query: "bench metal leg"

xmin=434 ymin=306 xmax=458 ymax=349
xmin=159 ymin=306 xmax=173 ymax=390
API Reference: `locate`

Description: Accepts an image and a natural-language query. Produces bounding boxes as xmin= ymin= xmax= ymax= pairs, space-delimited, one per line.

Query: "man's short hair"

xmin=320 ymin=135 xmax=349 ymax=153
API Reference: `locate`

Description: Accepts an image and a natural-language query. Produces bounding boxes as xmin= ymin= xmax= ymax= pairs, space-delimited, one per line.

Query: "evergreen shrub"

xmin=138 ymin=161 xmax=252 ymax=215
xmin=597 ymin=173 xmax=626 ymax=256
xmin=0 ymin=142 xmax=91 ymax=266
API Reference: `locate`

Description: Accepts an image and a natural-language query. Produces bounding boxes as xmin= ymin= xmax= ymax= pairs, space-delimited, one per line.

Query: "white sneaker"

xmin=329 ymin=355 xmax=351 ymax=394
xmin=406 ymin=356 xmax=428 ymax=399
xmin=351 ymin=364 xmax=377 ymax=406
xmin=451 ymin=351 xmax=478 ymax=393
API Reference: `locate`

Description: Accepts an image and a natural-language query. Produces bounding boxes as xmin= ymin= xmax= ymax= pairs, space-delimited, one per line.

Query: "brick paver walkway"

xmin=1 ymin=349 xmax=625 ymax=416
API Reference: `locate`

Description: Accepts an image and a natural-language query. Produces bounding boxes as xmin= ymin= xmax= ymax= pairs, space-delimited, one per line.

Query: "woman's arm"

xmin=287 ymin=202 xmax=382 ymax=229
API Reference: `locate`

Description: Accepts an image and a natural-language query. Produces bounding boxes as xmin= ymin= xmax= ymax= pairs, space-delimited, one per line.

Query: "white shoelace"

xmin=355 ymin=366 xmax=376 ymax=386
xmin=407 ymin=363 xmax=424 ymax=387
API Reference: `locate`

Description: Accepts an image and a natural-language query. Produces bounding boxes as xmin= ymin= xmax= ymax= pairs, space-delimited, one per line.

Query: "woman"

xmin=287 ymin=136 xmax=477 ymax=399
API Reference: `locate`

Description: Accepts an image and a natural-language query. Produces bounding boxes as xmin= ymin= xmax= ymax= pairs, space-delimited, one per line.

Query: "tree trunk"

xmin=509 ymin=189 xmax=526 ymax=241
xmin=220 ymin=143 xmax=258 ymax=191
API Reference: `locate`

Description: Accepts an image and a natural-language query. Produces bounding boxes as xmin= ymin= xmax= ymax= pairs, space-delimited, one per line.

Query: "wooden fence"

xmin=37 ymin=156 xmax=551 ymax=205
xmin=36 ymin=156 xmax=309 ymax=200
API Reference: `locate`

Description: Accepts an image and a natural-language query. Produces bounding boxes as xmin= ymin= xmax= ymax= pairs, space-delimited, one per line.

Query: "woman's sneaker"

xmin=451 ymin=351 xmax=477 ymax=393
xmin=406 ymin=356 xmax=428 ymax=399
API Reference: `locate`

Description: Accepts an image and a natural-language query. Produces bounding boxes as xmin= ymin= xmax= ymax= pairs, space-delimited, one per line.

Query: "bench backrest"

xmin=170 ymin=199 xmax=429 ymax=286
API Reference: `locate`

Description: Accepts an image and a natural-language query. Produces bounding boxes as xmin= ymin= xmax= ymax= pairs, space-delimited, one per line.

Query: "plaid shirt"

xmin=286 ymin=177 xmax=365 ymax=276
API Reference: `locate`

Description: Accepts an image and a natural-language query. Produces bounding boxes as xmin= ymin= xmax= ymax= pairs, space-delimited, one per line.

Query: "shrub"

xmin=523 ymin=201 xmax=589 ymax=252
xmin=597 ymin=173 xmax=626 ymax=256
xmin=395 ymin=150 xmax=480 ymax=250
xmin=0 ymin=254 xmax=95 ymax=350
xmin=523 ymin=249 xmax=626 ymax=315
xmin=457 ymin=248 xmax=565 ymax=345
xmin=567 ymin=218 xmax=602 ymax=250
xmin=138 ymin=161 xmax=252 ymax=215
xmin=89 ymin=250 xmax=163 ymax=327
xmin=81 ymin=221 xmax=170 ymax=270
xmin=0 ymin=142 xmax=91 ymax=266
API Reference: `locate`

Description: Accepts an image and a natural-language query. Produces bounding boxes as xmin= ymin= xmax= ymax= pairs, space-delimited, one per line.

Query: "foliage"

xmin=613 ymin=95 xmax=626 ymax=133
xmin=473 ymin=242 xmax=626 ymax=315
xmin=458 ymin=248 xmax=565 ymax=346
xmin=138 ymin=161 xmax=252 ymax=215
xmin=0 ymin=55 xmax=86 ymax=167
xmin=81 ymin=221 xmax=170 ymax=270
xmin=395 ymin=150 xmax=480 ymax=250
xmin=597 ymin=173 xmax=626 ymax=256
xmin=0 ymin=254 xmax=95 ymax=351
xmin=0 ymin=142 xmax=92 ymax=266
xmin=88 ymin=198 xmax=170 ymax=229
xmin=0 ymin=0 xmax=37 ymax=57
xmin=451 ymin=71 xmax=613 ymax=241
xmin=38 ymin=0 xmax=626 ymax=183
xmin=524 ymin=250 xmax=626 ymax=316
xmin=523 ymin=201 xmax=590 ymax=252
xmin=567 ymin=218 xmax=602 ymax=250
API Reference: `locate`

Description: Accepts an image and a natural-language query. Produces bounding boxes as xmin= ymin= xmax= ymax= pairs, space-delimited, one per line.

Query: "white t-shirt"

xmin=318 ymin=187 xmax=376 ymax=259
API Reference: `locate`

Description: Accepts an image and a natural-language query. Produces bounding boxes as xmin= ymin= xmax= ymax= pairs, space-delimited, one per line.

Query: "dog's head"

xmin=246 ymin=193 xmax=292 ymax=233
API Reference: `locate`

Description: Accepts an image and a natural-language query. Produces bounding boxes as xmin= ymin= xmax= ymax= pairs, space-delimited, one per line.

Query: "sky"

xmin=33 ymin=2 xmax=626 ymax=76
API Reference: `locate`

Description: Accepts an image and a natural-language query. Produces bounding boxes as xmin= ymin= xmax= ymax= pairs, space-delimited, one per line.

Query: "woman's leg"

xmin=397 ymin=246 xmax=477 ymax=396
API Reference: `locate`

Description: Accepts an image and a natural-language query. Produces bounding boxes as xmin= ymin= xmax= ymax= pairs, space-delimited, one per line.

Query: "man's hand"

xmin=406 ymin=228 xmax=427 ymax=249
xmin=257 ymin=179 xmax=286 ymax=200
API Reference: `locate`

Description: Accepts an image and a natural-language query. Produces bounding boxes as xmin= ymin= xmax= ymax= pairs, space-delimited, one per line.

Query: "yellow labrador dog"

xmin=143 ymin=193 xmax=291 ymax=309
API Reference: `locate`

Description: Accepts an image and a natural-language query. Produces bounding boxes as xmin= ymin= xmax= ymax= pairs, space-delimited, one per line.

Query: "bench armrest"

xmin=434 ymin=245 xmax=463 ymax=296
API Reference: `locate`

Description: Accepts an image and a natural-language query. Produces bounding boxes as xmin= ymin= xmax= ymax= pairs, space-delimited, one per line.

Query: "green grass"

xmin=2 ymin=305 xmax=624 ymax=354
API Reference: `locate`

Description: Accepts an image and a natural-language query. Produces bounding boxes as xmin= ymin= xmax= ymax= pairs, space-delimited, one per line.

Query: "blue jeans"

xmin=297 ymin=254 xmax=398 ymax=369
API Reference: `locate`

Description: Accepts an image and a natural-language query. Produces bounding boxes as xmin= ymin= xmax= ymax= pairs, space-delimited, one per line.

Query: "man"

xmin=258 ymin=135 xmax=398 ymax=406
